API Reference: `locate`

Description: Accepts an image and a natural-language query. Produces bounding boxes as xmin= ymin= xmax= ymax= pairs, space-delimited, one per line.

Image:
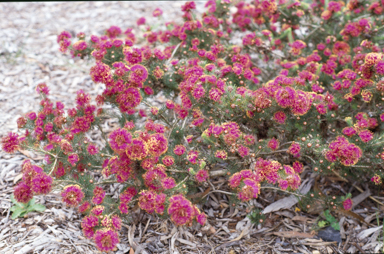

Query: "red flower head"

xmin=342 ymin=198 xmax=353 ymax=211
xmin=92 ymin=186 xmax=106 ymax=205
xmin=81 ymin=215 xmax=98 ymax=239
xmin=238 ymin=178 xmax=260 ymax=201
xmin=358 ymin=130 xmax=373 ymax=143
xmin=2 ymin=132 xmax=20 ymax=153
xmin=195 ymin=169 xmax=209 ymax=182
xmin=162 ymin=156 xmax=175 ymax=167
xmin=288 ymin=142 xmax=301 ymax=158
xmin=168 ymin=194 xmax=196 ymax=226
xmin=94 ymin=228 xmax=119 ymax=252
xmin=291 ymin=90 xmax=311 ymax=116
xmin=196 ymin=212 xmax=207 ymax=226
xmin=108 ymin=128 xmax=132 ymax=152
xmin=87 ymin=143 xmax=99 ymax=155
xmin=129 ymin=64 xmax=148 ymax=84
xmin=174 ymin=145 xmax=186 ymax=156
xmin=371 ymin=174 xmax=382 ymax=185
xmin=117 ymin=87 xmax=142 ymax=112
xmin=68 ymin=153 xmax=79 ymax=166
xmin=75 ymin=90 xmax=91 ymax=107
xmin=78 ymin=201 xmax=91 ymax=213
xmin=126 ymin=138 xmax=148 ymax=160
xmin=139 ymin=190 xmax=166 ymax=214
xmin=137 ymin=17 xmax=146 ymax=26
xmin=147 ymin=133 xmax=168 ymax=157
xmin=273 ymin=111 xmax=287 ymax=124
xmin=187 ymin=150 xmax=199 ymax=164
xmin=275 ymin=87 xmax=296 ymax=108
xmin=237 ymin=145 xmax=249 ymax=157
xmin=161 ymin=177 xmax=176 ymax=189
xmin=292 ymin=161 xmax=304 ymax=174
xmin=215 ymin=150 xmax=227 ymax=160
xmin=153 ymin=8 xmax=163 ymax=17
xmin=91 ymin=206 xmax=104 ymax=216
xmin=61 ymin=185 xmax=84 ymax=207
xmin=31 ymin=173 xmax=53 ymax=195
xmin=14 ymin=182 xmax=33 ymax=203
xmin=268 ymin=138 xmax=280 ymax=151
xmin=124 ymin=48 xmax=143 ymax=65
xmin=36 ymin=83 xmax=49 ymax=95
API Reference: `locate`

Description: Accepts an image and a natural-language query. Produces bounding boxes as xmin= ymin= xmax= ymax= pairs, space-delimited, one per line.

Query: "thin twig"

xmin=260 ymin=186 xmax=307 ymax=198
xmin=332 ymin=170 xmax=384 ymax=206
xmin=258 ymin=149 xmax=288 ymax=155
xmin=202 ymin=190 xmax=234 ymax=199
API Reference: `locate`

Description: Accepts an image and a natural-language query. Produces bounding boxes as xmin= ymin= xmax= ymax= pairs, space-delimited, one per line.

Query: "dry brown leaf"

xmin=129 ymin=247 xmax=134 ymax=254
xmin=18 ymin=149 xmax=44 ymax=161
xmin=272 ymin=231 xmax=315 ymax=238
xmin=335 ymin=208 xmax=371 ymax=226
xmin=292 ymin=215 xmax=312 ymax=223
xmin=303 ymin=241 xmax=337 ymax=246
xmin=13 ymin=173 xmax=23 ymax=184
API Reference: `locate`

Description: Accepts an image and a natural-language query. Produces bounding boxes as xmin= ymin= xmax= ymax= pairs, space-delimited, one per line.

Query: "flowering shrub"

xmin=3 ymin=0 xmax=384 ymax=251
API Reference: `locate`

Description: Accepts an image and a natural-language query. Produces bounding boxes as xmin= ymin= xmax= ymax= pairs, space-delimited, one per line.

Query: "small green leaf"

xmin=331 ymin=222 xmax=340 ymax=231
xmin=318 ymin=220 xmax=327 ymax=228
xmin=10 ymin=205 xmax=18 ymax=212
xmin=28 ymin=198 xmax=36 ymax=206
xmin=30 ymin=204 xmax=46 ymax=212
xmin=11 ymin=208 xmax=24 ymax=220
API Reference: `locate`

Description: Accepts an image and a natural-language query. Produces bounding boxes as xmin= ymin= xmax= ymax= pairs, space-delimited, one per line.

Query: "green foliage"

xmin=323 ymin=210 xmax=340 ymax=231
xmin=247 ymin=209 xmax=265 ymax=226
xmin=10 ymin=194 xmax=46 ymax=220
xmin=318 ymin=220 xmax=327 ymax=228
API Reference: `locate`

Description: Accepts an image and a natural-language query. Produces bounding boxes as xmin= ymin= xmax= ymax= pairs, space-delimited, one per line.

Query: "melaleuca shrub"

xmin=3 ymin=0 xmax=384 ymax=251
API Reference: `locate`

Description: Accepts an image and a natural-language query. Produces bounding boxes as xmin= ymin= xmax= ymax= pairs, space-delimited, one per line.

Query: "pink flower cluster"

xmin=14 ymin=160 xmax=53 ymax=203
xmin=325 ymin=136 xmax=363 ymax=166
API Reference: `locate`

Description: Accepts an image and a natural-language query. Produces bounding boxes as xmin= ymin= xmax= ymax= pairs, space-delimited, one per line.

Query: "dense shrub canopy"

xmin=3 ymin=0 xmax=384 ymax=251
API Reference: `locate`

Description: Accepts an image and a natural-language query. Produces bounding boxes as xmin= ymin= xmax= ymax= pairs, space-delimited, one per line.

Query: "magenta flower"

xmin=31 ymin=174 xmax=53 ymax=195
xmin=358 ymin=130 xmax=373 ymax=143
xmin=196 ymin=212 xmax=207 ymax=226
xmin=292 ymin=161 xmax=304 ymax=174
xmin=111 ymin=215 xmax=122 ymax=231
xmin=14 ymin=182 xmax=33 ymax=203
xmin=91 ymin=206 xmax=104 ymax=216
xmin=342 ymin=127 xmax=357 ymax=137
xmin=187 ymin=150 xmax=199 ymax=164
xmin=109 ymin=128 xmax=132 ymax=152
xmin=68 ymin=153 xmax=79 ymax=166
xmin=288 ymin=142 xmax=301 ymax=157
xmin=174 ymin=145 xmax=186 ymax=156
xmin=162 ymin=156 xmax=175 ymax=167
xmin=1 ymin=132 xmax=20 ymax=153
xmin=161 ymin=177 xmax=176 ymax=189
xmin=342 ymin=198 xmax=353 ymax=211
xmin=273 ymin=111 xmax=287 ymax=124
xmin=229 ymin=172 xmax=242 ymax=188
xmin=275 ymin=87 xmax=296 ymax=108
xmin=136 ymin=17 xmax=146 ymax=26
xmin=237 ymin=178 xmax=260 ymax=201
xmin=61 ymin=185 xmax=84 ymax=207
xmin=78 ymin=201 xmax=91 ymax=213
xmin=168 ymin=194 xmax=196 ymax=226
xmin=94 ymin=228 xmax=119 ymax=252
xmin=87 ymin=143 xmax=99 ymax=155
xmin=278 ymin=179 xmax=289 ymax=190
xmin=268 ymin=138 xmax=279 ymax=151
xmin=237 ymin=145 xmax=249 ymax=157
xmin=92 ymin=186 xmax=106 ymax=205
xmin=195 ymin=170 xmax=209 ymax=182
xmin=371 ymin=175 xmax=382 ymax=185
